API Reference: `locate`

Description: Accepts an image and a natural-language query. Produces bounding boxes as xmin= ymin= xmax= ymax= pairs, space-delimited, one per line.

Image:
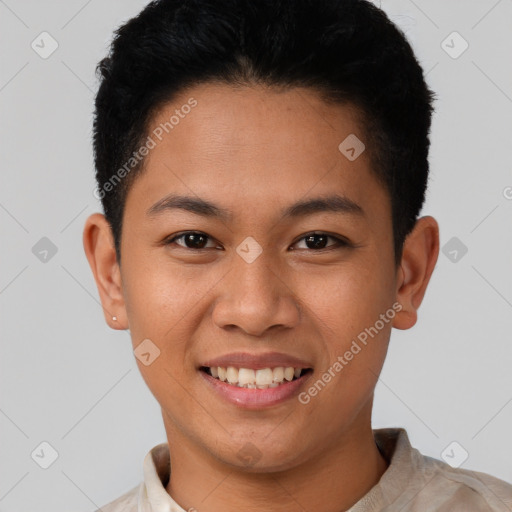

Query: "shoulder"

xmin=94 ymin=483 xmax=141 ymax=512
xmin=372 ymin=429 xmax=512 ymax=512
xmin=410 ymin=453 xmax=512 ymax=511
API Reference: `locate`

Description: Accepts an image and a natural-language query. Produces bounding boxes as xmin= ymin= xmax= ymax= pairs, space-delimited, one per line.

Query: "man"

xmin=83 ymin=0 xmax=512 ymax=510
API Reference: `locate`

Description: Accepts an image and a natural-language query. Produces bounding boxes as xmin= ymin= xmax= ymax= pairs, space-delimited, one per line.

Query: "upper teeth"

xmin=208 ymin=366 xmax=303 ymax=388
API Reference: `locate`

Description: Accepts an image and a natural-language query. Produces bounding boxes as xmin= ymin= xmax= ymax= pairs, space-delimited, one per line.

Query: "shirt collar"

xmin=140 ymin=442 xmax=184 ymax=512
xmin=139 ymin=428 xmax=417 ymax=512
xmin=347 ymin=428 xmax=423 ymax=511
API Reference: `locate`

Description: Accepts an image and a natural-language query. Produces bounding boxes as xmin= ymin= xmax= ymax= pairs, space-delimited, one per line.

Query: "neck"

xmin=163 ymin=408 xmax=388 ymax=512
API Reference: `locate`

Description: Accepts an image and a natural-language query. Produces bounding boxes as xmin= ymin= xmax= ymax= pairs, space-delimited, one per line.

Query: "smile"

xmin=200 ymin=365 xmax=312 ymax=389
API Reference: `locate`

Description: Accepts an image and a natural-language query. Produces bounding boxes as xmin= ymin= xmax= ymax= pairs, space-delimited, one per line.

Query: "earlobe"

xmin=82 ymin=213 xmax=128 ymax=330
xmin=392 ymin=216 xmax=439 ymax=331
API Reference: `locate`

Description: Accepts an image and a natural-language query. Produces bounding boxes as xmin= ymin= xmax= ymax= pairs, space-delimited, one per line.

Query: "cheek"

xmin=299 ymin=261 xmax=393 ymax=371
xmin=303 ymin=261 xmax=389 ymax=327
xmin=122 ymin=251 xmax=195 ymax=333
xmin=121 ymin=259 xmax=194 ymax=402
xmin=302 ymin=270 xmax=391 ymax=421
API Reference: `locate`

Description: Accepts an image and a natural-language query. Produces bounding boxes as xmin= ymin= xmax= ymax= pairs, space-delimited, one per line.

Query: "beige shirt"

xmin=97 ymin=428 xmax=512 ymax=512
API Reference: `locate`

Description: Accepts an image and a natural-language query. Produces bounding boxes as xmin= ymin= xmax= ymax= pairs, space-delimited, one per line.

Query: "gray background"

xmin=1 ymin=0 xmax=511 ymax=511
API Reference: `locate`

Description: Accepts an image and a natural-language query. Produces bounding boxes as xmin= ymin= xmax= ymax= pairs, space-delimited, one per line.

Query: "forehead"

xmin=124 ymin=82 xmax=389 ymax=226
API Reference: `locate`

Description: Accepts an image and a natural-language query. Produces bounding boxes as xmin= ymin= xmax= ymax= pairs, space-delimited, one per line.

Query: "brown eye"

xmin=165 ymin=232 xmax=217 ymax=250
xmin=163 ymin=231 xmax=350 ymax=252
xmin=292 ymin=232 xmax=349 ymax=251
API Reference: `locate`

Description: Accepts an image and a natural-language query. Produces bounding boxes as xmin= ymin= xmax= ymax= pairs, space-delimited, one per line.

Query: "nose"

xmin=211 ymin=253 xmax=301 ymax=337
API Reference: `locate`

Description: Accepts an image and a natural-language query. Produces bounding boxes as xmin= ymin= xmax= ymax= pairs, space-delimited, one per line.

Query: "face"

xmin=108 ymin=83 xmax=402 ymax=470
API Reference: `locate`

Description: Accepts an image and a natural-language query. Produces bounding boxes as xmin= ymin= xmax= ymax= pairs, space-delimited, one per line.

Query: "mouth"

xmin=197 ymin=351 xmax=315 ymax=408
xmin=199 ymin=365 xmax=313 ymax=390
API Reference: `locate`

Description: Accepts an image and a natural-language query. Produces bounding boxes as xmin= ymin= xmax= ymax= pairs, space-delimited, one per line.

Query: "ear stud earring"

xmin=112 ymin=316 xmax=117 ymax=321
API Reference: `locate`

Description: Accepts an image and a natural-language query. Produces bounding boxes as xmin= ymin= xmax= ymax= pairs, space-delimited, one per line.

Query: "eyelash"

xmin=163 ymin=231 xmax=350 ymax=252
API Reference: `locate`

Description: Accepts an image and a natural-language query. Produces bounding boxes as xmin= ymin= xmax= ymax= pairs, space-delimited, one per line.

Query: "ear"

xmin=393 ymin=215 xmax=439 ymax=330
xmin=82 ymin=213 xmax=128 ymax=330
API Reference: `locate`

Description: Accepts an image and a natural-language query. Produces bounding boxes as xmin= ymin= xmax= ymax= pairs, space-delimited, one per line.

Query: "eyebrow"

xmin=146 ymin=193 xmax=365 ymax=221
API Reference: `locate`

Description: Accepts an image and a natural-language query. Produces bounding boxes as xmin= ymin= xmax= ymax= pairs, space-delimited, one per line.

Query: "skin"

xmin=83 ymin=83 xmax=439 ymax=512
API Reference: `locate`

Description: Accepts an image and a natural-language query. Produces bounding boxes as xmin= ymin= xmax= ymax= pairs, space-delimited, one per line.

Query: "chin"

xmin=211 ymin=433 xmax=309 ymax=474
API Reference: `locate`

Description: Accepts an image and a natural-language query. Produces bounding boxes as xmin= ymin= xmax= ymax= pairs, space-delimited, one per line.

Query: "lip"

xmin=199 ymin=368 xmax=313 ymax=409
xmin=200 ymin=351 xmax=313 ymax=370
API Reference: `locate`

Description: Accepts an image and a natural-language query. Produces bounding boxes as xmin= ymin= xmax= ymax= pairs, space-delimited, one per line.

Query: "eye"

xmin=291 ymin=232 xmax=349 ymax=251
xmin=164 ymin=231 xmax=219 ymax=250
xmin=163 ymin=231 xmax=350 ymax=252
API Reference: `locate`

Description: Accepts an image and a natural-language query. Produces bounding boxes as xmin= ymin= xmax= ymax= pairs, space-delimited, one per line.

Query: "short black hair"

xmin=93 ymin=0 xmax=436 ymax=266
